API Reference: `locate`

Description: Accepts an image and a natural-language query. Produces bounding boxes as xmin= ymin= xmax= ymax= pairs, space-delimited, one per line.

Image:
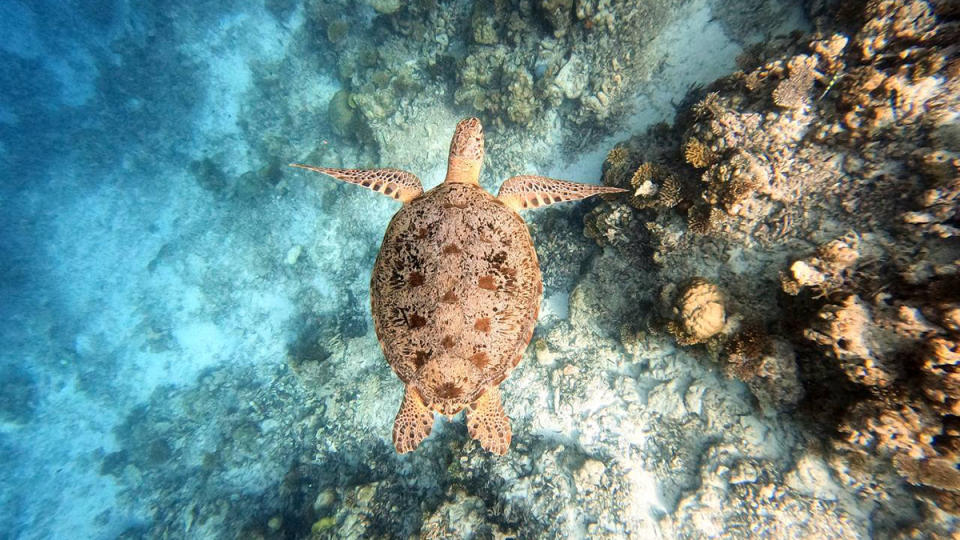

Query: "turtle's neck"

xmin=444 ymin=154 xmax=482 ymax=184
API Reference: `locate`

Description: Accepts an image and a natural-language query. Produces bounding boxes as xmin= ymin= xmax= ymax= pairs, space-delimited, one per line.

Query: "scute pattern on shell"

xmin=371 ymin=182 xmax=542 ymax=416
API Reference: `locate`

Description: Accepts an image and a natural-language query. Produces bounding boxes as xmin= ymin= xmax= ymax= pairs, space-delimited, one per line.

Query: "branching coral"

xmin=683 ymin=137 xmax=716 ymax=169
xmin=687 ymin=203 xmax=721 ymax=235
xmin=692 ymin=91 xmax=723 ymax=119
xmin=606 ymin=146 xmax=629 ymax=170
xmin=657 ymin=175 xmax=683 ymax=209
xmin=703 ymin=150 xmax=769 ymax=215
xmin=772 ymin=55 xmax=818 ymax=109
xmin=625 ymin=163 xmax=683 ymax=210
xmin=602 ymin=146 xmax=630 ymax=187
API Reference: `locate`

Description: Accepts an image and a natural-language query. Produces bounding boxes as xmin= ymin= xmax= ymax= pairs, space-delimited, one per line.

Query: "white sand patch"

xmin=173 ymin=320 xmax=226 ymax=369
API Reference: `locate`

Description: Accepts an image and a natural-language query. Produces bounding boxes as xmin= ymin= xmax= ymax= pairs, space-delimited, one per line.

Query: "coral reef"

xmin=586 ymin=0 xmax=960 ymax=527
xmin=723 ymin=326 xmax=803 ymax=413
xmin=663 ymin=277 xmax=726 ymax=346
xmin=780 ymin=232 xmax=863 ymax=297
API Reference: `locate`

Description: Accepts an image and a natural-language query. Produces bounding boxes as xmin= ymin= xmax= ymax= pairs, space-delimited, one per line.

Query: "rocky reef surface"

xmin=585 ymin=0 xmax=960 ymax=535
xmin=2 ymin=0 xmax=957 ymax=538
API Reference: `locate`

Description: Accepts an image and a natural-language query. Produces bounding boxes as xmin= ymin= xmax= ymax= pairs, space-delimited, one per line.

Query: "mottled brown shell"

xmin=371 ymin=182 xmax=542 ymax=415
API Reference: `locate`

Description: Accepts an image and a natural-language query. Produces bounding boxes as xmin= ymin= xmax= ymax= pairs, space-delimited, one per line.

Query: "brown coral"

xmin=810 ymin=34 xmax=849 ymax=75
xmin=722 ymin=325 xmax=803 ymax=411
xmin=781 ymin=234 xmax=861 ymax=296
xmin=842 ymin=399 xmax=939 ymax=459
xmin=922 ymin=337 xmax=960 ymax=415
xmin=687 ymin=203 xmax=719 ymax=235
xmin=692 ymin=91 xmax=723 ymax=119
xmin=772 ymin=55 xmax=817 ymax=109
xmin=626 ymin=163 xmax=682 ymax=210
xmin=668 ymin=278 xmax=726 ymax=345
xmin=629 ymin=162 xmax=657 ymax=190
xmin=602 ymin=146 xmax=631 ymax=188
xmin=657 ymin=175 xmax=683 ymax=208
xmin=893 ymin=454 xmax=960 ymax=492
xmin=702 ymin=150 xmax=769 ymax=215
xmin=606 ymin=146 xmax=629 ymax=169
xmin=804 ymin=294 xmax=898 ymax=387
xmin=683 ymin=137 xmax=716 ymax=169
xmin=723 ymin=323 xmax=770 ymax=380
xmin=903 ymin=175 xmax=960 ymax=239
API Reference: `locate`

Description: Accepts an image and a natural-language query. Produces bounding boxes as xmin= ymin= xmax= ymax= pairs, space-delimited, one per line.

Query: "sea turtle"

xmin=291 ymin=118 xmax=624 ymax=454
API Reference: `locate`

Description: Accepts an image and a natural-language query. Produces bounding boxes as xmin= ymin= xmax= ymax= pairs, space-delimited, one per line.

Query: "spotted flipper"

xmin=466 ymin=386 xmax=511 ymax=455
xmin=290 ymin=164 xmax=424 ymax=203
xmin=497 ymin=175 xmax=627 ymax=211
xmin=393 ymin=385 xmax=434 ymax=453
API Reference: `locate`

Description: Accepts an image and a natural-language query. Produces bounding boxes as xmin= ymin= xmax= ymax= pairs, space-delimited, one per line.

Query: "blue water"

xmin=0 ymin=1 xmax=819 ymax=538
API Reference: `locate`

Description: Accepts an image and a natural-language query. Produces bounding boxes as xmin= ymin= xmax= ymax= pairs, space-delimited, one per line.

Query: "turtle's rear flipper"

xmin=466 ymin=386 xmax=511 ymax=455
xmin=290 ymin=164 xmax=423 ymax=203
xmin=393 ymin=386 xmax=434 ymax=453
xmin=497 ymin=175 xmax=626 ymax=211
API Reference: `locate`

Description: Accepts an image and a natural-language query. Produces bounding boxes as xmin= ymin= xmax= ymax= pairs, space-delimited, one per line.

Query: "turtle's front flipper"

xmin=290 ymin=164 xmax=423 ymax=203
xmin=466 ymin=386 xmax=511 ymax=455
xmin=497 ymin=175 xmax=626 ymax=211
xmin=393 ymin=385 xmax=434 ymax=453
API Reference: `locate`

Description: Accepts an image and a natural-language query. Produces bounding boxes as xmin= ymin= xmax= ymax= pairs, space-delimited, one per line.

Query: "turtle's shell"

xmin=371 ymin=182 xmax=542 ymax=416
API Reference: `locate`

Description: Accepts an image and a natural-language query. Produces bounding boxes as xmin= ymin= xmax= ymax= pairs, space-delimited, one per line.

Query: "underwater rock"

xmin=301 ymin=0 xmax=801 ymax=180
xmin=780 ymin=233 xmax=861 ymax=297
xmin=420 ymin=488 xmax=514 ymax=538
xmin=805 ymin=294 xmax=901 ymax=388
xmin=723 ymin=327 xmax=803 ymax=412
xmin=921 ymin=337 xmax=960 ymax=416
xmin=538 ymin=0 xmax=575 ymax=37
xmin=364 ymin=0 xmax=401 ymax=15
xmin=189 ymin=157 xmax=228 ymax=193
xmin=552 ymin=54 xmax=588 ymax=100
xmin=326 ymin=89 xmax=356 ymax=137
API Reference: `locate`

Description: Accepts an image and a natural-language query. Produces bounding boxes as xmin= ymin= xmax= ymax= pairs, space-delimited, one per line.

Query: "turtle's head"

xmin=445 ymin=117 xmax=484 ymax=185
